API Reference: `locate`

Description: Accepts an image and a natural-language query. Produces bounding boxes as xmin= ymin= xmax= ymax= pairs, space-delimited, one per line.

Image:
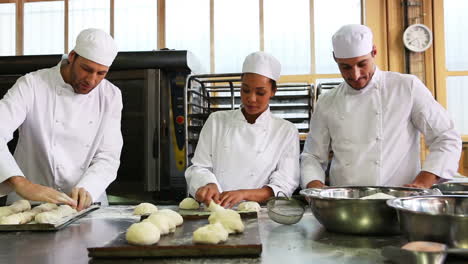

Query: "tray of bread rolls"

xmin=88 ymin=199 xmax=262 ymax=258
xmin=0 ymin=200 xmax=100 ymax=231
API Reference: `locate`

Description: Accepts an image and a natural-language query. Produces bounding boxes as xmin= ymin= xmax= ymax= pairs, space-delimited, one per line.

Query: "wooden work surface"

xmin=88 ymin=212 xmax=262 ymax=258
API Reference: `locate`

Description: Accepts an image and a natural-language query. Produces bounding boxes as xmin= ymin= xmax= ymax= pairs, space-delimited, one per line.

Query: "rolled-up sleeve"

xmin=300 ymin=98 xmax=330 ymax=188
xmin=185 ymin=115 xmax=221 ymax=197
xmin=410 ymin=77 xmax=462 ymax=180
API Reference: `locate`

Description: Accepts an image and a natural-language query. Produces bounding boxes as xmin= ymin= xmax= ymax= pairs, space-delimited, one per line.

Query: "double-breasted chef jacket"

xmin=301 ymin=67 xmax=462 ymax=187
xmin=185 ymin=108 xmax=300 ymax=198
xmin=0 ymin=60 xmax=123 ymax=205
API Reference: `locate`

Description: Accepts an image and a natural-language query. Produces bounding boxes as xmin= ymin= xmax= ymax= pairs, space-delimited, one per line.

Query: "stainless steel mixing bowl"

xmin=300 ymin=186 xmax=439 ymax=235
xmin=432 ymin=182 xmax=468 ymax=195
xmin=387 ymin=195 xmax=468 ymax=248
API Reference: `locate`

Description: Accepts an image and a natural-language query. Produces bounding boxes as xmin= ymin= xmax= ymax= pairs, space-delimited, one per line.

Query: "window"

xmin=314 ymin=0 xmax=361 ymax=74
xmin=114 ymin=0 xmax=157 ymax=52
xmin=264 ymin=0 xmax=310 ymax=75
xmin=214 ymin=0 xmax=260 ymax=73
xmin=68 ymin=0 xmax=110 ymax=51
xmin=0 ymin=3 xmax=15 ymax=56
xmin=444 ymin=0 xmax=468 ymax=71
xmin=24 ymin=1 xmax=64 ymax=55
xmin=434 ymin=0 xmax=468 ymax=138
xmin=166 ymin=0 xmax=210 ymax=73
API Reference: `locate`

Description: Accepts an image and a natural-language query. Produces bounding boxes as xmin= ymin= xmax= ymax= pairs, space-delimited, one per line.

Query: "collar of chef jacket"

xmin=53 ymin=60 xmax=98 ymax=97
xmin=344 ymin=66 xmax=383 ymax=95
xmin=234 ymin=107 xmax=272 ymax=126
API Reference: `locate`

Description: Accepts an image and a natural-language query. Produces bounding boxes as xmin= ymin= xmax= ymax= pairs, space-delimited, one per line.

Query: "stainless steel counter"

xmin=0 ymin=205 xmax=464 ymax=264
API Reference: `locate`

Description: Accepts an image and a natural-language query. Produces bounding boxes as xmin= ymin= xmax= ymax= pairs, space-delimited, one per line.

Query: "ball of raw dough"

xmin=193 ymin=223 xmax=229 ymax=244
xmin=179 ymin=198 xmax=200 ymax=210
xmin=35 ymin=211 xmax=61 ymax=224
xmin=0 ymin=214 xmax=23 ymax=225
xmin=158 ymin=209 xmax=184 ymax=226
xmin=143 ymin=213 xmax=174 ymax=235
xmin=0 ymin=207 xmax=13 ymax=218
xmin=208 ymin=209 xmax=244 ymax=234
xmin=237 ymin=201 xmax=261 ymax=212
xmin=133 ymin=203 xmax=158 ymax=215
xmin=10 ymin=200 xmax=31 ymax=213
xmin=126 ymin=222 xmax=161 ymax=246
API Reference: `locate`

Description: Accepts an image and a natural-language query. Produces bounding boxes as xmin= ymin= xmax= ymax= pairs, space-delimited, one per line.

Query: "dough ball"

xmin=179 ymin=198 xmax=200 ymax=210
xmin=0 ymin=214 xmax=22 ymax=225
xmin=158 ymin=209 xmax=184 ymax=226
xmin=143 ymin=213 xmax=173 ymax=235
xmin=10 ymin=200 xmax=31 ymax=213
xmin=0 ymin=207 xmax=14 ymax=218
xmin=126 ymin=222 xmax=161 ymax=246
xmin=402 ymin=241 xmax=446 ymax=252
xmin=35 ymin=211 xmax=61 ymax=224
xmin=56 ymin=205 xmax=77 ymax=217
xmin=32 ymin=203 xmax=58 ymax=213
xmin=207 ymin=201 xmax=224 ymax=212
xmin=208 ymin=209 xmax=244 ymax=234
xmin=133 ymin=203 xmax=158 ymax=215
xmin=193 ymin=223 xmax=229 ymax=244
xmin=237 ymin=201 xmax=261 ymax=212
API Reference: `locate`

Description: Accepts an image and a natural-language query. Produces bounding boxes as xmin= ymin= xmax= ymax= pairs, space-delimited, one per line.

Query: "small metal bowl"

xmin=387 ymin=195 xmax=468 ymax=249
xmin=300 ymin=186 xmax=439 ymax=235
xmin=432 ymin=181 xmax=468 ymax=195
xmin=267 ymin=197 xmax=305 ymax=225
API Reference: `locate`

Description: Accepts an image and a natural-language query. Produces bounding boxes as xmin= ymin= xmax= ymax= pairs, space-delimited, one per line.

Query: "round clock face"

xmin=403 ymin=24 xmax=433 ymax=52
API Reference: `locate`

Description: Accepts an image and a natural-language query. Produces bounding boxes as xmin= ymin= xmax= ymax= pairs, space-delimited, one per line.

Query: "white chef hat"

xmin=242 ymin=51 xmax=281 ymax=81
xmin=332 ymin=24 xmax=373 ymax=59
xmin=73 ymin=28 xmax=118 ymax=67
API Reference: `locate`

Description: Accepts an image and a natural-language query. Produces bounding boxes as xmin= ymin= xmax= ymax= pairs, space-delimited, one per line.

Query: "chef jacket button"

xmin=345 ymin=162 xmax=350 ymax=166
xmin=374 ymin=160 xmax=380 ymax=165
xmin=376 ymin=111 xmax=381 ymax=115
xmin=55 ymin=120 xmax=60 ymax=123
xmin=340 ymin=116 xmax=345 ymax=120
xmin=376 ymin=136 xmax=382 ymax=141
xmin=89 ymin=121 xmax=93 ymax=124
xmin=85 ymin=144 xmax=90 ymax=148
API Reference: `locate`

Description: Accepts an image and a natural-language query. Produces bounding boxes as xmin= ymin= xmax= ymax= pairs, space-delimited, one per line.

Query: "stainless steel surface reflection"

xmin=300 ymin=186 xmax=438 ymax=235
xmin=387 ymin=196 xmax=468 ymax=249
xmin=432 ymin=182 xmax=468 ymax=195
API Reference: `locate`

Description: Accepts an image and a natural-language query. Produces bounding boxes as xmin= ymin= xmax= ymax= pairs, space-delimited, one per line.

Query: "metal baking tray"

xmin=0 ymin=204 xmax=100 ymax=231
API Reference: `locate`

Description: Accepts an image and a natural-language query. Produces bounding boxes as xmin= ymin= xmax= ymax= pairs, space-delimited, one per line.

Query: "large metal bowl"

xmin=387 ymin=195 xmax=468 ymax=248
xmin=300 ymin=186 xmax=439 ymax=235
xmin=432 ymin=182 xmax=468 ymax=195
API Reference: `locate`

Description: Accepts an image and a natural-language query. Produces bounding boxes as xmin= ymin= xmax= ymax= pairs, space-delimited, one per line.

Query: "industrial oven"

xmin=0 ymin=51 xmax=198 ymax=202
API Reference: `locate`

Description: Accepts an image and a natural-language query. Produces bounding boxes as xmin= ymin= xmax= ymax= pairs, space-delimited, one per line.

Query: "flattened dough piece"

xmin=0 ymin=203 xmax=58 ymax=225
xmin=133 ymin=203 xmax=158 ymax=215
xmin=207 ymin=201 xmax=224 ymax=212
xmin=179 ymin=198 xmax=200 ymax=210
xmin=0 ymin=200 xmax=31 ymax=217
xmin=35 ymin=205 xmax=77 ymax=224
xmin=208 ymin=209 xmax=244 ymax=234
xmin=126 ymin=222 xmax=161 ymax=246
xmin=193 ymin=223 xmax=229 ymax=244
xmin=237 ymin=201 xmax=261 ymax=212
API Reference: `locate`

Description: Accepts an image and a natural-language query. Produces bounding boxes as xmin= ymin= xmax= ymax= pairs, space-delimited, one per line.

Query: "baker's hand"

xmin=306 ymin=180 xmax=326 ymax=189
xmin=219 ymin=190 xmax=246 ymax=208
xmin=7 ymin=176 xmax=77 ymax=207
xmin=195 ymin=183 xmax=220 ymax=206
xmin=404 ymin=171 xmax=439 ymax=189
xmin=70 ymin=187 xmax=93 ymax=211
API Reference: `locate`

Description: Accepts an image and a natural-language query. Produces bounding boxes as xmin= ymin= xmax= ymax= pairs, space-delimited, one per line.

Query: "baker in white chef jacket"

xmin=301 ymin=24 xmax=461 ymax=189
xmin=0 ymin=28 xmax=123 ymax=210
xmin=185 ymin=51 xmax=300 ymax=207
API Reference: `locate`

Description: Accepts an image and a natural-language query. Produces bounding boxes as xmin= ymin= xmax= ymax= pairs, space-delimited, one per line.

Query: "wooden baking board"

xmin=0 ymin=204 xmax=100 ymax=231
xmin=88 ymin=212 xmax=262 ymax=258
